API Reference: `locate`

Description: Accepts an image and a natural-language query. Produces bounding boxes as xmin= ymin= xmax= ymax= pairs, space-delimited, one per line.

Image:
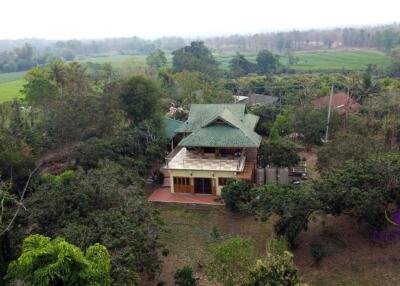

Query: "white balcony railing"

xmin=165 ymin=148 xmax=246 ymax=172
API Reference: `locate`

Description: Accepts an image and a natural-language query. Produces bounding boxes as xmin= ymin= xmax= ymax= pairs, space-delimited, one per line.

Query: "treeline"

xmin=205 ymin=24 xmax=400 ymax=53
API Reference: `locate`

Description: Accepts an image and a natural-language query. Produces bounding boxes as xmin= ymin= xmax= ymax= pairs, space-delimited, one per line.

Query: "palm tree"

xmin=47 ymin=59 xmax=67 ymax=95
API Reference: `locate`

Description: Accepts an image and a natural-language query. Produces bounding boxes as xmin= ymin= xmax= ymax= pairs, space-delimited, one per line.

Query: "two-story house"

xmin=165 ymin=104 xmax=261 ymax=196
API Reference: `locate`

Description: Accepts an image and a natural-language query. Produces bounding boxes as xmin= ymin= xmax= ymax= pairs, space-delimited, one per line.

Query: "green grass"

xmin=214 ymin=49 xmax=390 ymax=71
xmin=0 ymin=80 xmax=25 ymax=103
xmin=78 ymin=54 xmax=148 ymax=69
xmin=285 ymin=49 xmax=390 ymax=71
xmin=0 ymin=71 xmax=26 ymax=83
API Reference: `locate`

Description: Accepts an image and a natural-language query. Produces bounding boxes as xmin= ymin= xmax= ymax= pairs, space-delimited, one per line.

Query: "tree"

xmin=47 ymin=59 xmax=67 ymax=93
xmin=317 ymin=131 xmax=384 ymax=173
xmin=258 ymin=139 xmax=300 ymax=168
xmin=25 ymin=162 xmax=163 ymax=285
xmin=6 ymin=234 xmax=111 ymax=286
xmin=249 ymin=185 xmax=319 ymax=246
xmin=172 ymin=41 xmax=219 ymax=77
xmin=64 ymin=62 xmax=91 ymax=95
xmin=221 ymin=180 xmax=252 ymax=212
xmin=315 ymin=153 xmax=400 ymax=229
xmin=229 ymin=53 xmax=256 ymax=78
xmin=22 ymin=67 xmax=58 ymax=106
xmin=171 ymin=71 xmax=213 ymax=107
xmin=119 ymin=75 xmax=162 ymax=125
xmin=256 ymin=50 xmax=279 ymax=74
xmin=207 ymin=236 xmax=253 ymax=286
xmin=174 ymin=266 xmax=199 ymax=286
xmin=248 ymin=104 xmax=279 ymax=136
xmin=269 ymin=109 xmax=294 ymax=139
xmin=146 ymin=49 xmax=167 ymax=68
xmin=294 ymin=107 xmax=339 ymax=146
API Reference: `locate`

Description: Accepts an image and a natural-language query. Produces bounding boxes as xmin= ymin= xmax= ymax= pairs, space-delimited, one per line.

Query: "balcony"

xmin=166 ymin=147 xmax=246 ymax=172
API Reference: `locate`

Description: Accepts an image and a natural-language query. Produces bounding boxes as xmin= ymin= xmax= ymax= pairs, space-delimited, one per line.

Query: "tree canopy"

xmin=6 ymin=234 xmax=111 ymax=286
xmin=172 ymin=41 xmax=219 ymax=77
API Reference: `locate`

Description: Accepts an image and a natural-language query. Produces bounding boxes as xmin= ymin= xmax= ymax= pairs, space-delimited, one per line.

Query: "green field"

xmin=0 ymin=71 xmax=26 ymax=83
xmin=284 ymin=49 xmax=390 ymax=71
xmin=0 ymin=80 xmax=24 ymax=103
xmin=214 ymin=49 xmax=390 ymax=71
xmin=0 ymin=49 xmax=391 ymax=103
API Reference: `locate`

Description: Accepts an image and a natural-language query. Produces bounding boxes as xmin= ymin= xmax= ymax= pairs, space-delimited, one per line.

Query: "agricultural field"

xmin=0 ymin=49 xmax=391 ymax=103
xmin=214 ymin=49 xmax=390 ymax=71
xmin=284 ymin=49 xmax=391 ymax=71
xmin=0 ymin=79 xmax=24 ymax=102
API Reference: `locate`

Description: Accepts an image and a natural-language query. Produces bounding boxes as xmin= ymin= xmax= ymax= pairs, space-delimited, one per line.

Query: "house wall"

xmin=170 ymin=169 xmax=237 ymax=196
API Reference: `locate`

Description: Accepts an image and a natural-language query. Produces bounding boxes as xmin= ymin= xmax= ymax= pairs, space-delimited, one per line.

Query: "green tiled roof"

xmin=177 ymin=104 xmax=261 ymax=148
xmin=163 ymin=117 xmax=184 ymax=139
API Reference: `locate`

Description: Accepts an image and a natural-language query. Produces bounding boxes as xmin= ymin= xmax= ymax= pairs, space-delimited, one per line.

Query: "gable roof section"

xmin=177 ymin=104 xmax=261 ymax=148
xmin=163 ymin=117 xmax=184 ymax=139
xmin=202 ymin=108 xmax=243 ymax=129
xmin=176 ymin=104 xmax=246 ymax=133
xmin=179 ymin=124 xmax=261 ymax=148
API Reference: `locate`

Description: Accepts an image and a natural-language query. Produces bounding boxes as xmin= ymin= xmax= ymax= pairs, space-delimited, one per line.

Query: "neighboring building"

xmin=234 ymin=93 xmax=279 ymax=106
xmin=165 ymin=104 xmax=261 ymax=196
xmin=313 ymin=92 xmax=360 ymax=113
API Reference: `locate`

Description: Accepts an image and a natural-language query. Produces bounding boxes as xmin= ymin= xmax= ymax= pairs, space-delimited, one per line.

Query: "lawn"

xmin=154 ymin=204 xmax=400 ymax=286
xmin=0 ymin=80 xmax=25 ymax=103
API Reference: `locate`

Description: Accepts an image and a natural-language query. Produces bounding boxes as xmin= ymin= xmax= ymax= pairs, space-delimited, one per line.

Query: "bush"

xmin=221 ymin=180 xmax=253 ymax=212
xmin=174 ymin=266 xmax=198 ymax=286
xmin=309 ymin=243 xmax=327 ymax=264
xmin=207 ymin=236 xmax=253 ymax=286
xmin=161 ymin=248 xmax=170 ymax=257
xmin=244 ymin=238 xmax=301 ymax=286
xmin=209 ymin=226 xmax=221 ymax=241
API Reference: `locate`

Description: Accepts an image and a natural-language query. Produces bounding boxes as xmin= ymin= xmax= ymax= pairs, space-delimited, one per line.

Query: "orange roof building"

xmin=313 ymin=92 xmax=360 ymax=113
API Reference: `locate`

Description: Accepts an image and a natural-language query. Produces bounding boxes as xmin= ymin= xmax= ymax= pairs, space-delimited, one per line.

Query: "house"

xmin=234 ymin=93 xmax=279 ymax=106
xmin=313 ymin=92 xmax=360 ymax=113
xmin=165 ymin=104 xmax=261 ymax=196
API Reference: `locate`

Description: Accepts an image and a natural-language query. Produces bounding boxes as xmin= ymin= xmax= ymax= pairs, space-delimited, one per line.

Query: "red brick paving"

xmin=148 ymin=187 xmax=224 ymax=206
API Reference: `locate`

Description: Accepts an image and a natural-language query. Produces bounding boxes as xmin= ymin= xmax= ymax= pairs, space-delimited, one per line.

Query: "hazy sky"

xmin=1 ymin=0 xmax=399 ymax=40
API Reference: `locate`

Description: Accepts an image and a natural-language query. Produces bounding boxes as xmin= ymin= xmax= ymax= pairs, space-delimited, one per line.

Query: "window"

xmin=218 ymin=177 xmax=230 ymax=186
xmin=173 ymin=177 xmax=190 ymax=185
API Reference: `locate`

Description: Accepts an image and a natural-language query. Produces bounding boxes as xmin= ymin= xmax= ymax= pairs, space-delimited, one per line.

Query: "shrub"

xmin=221 ymin=180 xmax=253 ymax=212
xmin=209 ymin=226 xmax=221 ymax=241
xmin=174 ymin=266 xmax=198 ymax=286
xmin=245 ymin=238 xmax=301 ymax=286
xmin=309 ymin=243 xmax=327 ymax=264
xmin=161 ymin=248 xmax=170 ymax=257
xmin=207 ymin=236 xmax=253 ymax=286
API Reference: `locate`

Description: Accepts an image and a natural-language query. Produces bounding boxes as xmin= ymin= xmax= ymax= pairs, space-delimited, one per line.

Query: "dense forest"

xmin=0 ymin=33 xmax=399 ymax=285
